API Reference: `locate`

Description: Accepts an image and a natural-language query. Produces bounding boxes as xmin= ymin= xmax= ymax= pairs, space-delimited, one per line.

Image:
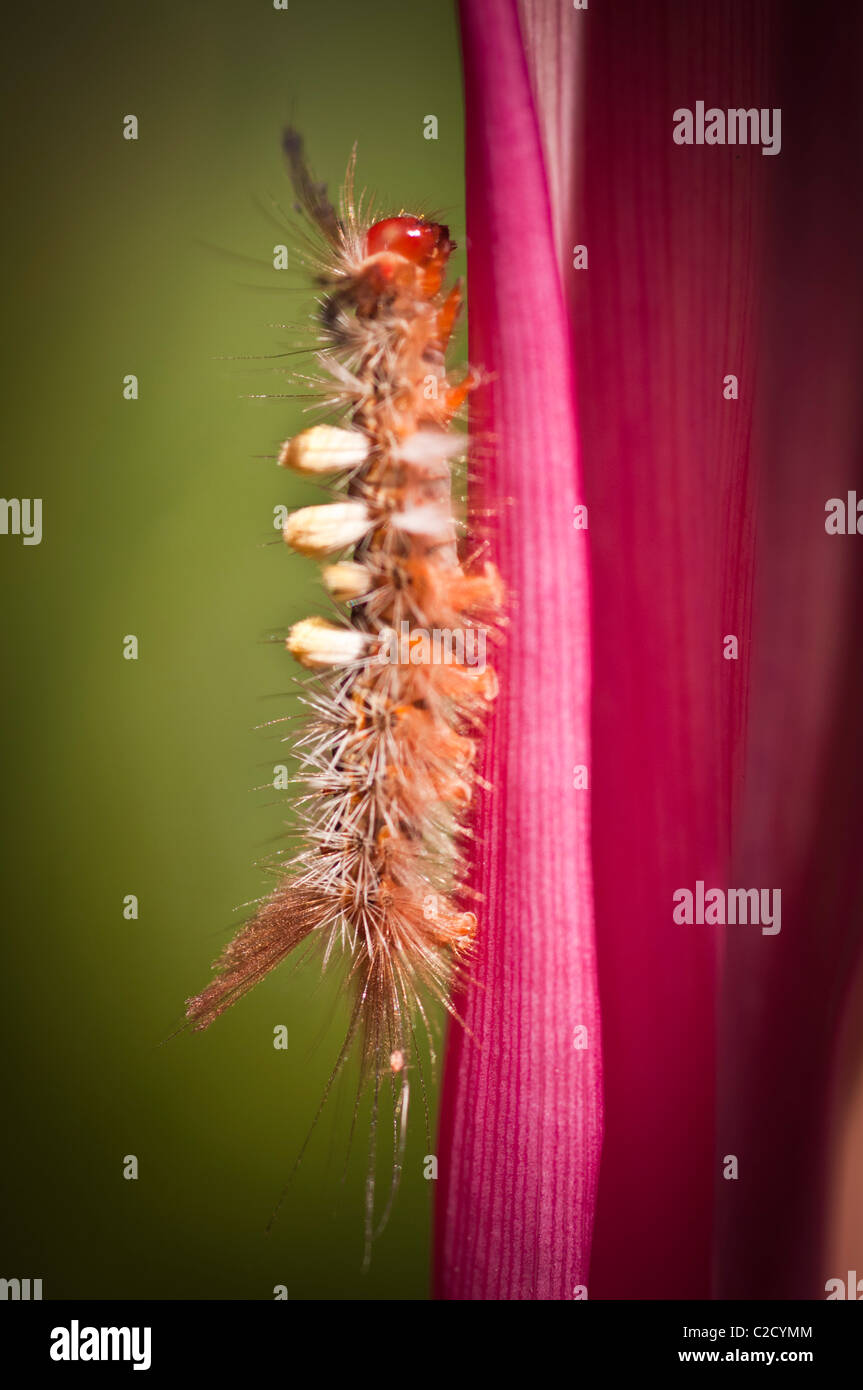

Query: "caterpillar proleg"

xmin=186 ymin=132 xmax=503 ymax=1259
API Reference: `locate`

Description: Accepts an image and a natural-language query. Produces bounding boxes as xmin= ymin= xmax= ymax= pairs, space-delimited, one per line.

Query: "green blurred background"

xmin=1 ymin=0 xmax=464 ymax=1299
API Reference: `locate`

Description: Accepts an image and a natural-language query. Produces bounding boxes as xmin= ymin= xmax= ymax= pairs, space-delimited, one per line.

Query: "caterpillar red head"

xmin=363 ymin=215 xmax=455 ymax=298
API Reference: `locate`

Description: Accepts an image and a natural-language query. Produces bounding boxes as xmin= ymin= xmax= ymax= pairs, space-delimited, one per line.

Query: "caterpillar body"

xmin=186 ymin=133 xmax=503 ymax=1255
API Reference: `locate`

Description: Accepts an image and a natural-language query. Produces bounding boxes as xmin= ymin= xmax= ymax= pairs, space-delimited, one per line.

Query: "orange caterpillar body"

xmin=186 ymin=135 xmax=503 ymax=1242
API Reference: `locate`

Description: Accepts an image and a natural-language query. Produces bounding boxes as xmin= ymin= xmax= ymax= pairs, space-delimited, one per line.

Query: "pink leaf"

xmin=433 ymin=0 xmax=603 ymax=1300
xmin=440 ymin=0 xmax=863 ymax=1301
xmin=571 ymin=0 xmax=773 ymax=1299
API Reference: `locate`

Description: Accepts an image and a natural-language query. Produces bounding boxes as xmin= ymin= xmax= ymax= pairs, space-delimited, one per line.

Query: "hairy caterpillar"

xmin=186 ymin=132 xmax=503 ymax=1257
